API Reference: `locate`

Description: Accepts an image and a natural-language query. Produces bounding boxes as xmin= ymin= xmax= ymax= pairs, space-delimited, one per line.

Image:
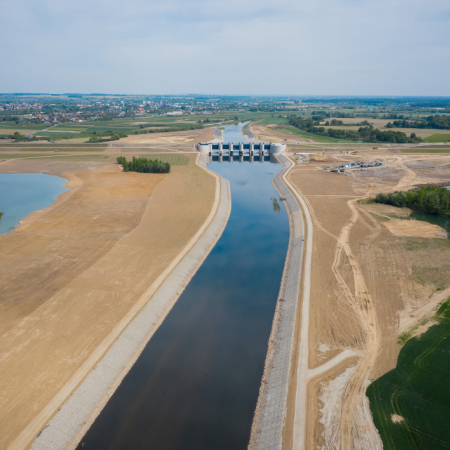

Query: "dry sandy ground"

xmin=283 ymin=152 xmax=450 ymax=450
xmin=250 ymin=123 xmax=304 ymax=143
xmin=116 ymin=127 xmax=215 ymax=144
xmin=0 ymin=155 xmax=215 ymax=450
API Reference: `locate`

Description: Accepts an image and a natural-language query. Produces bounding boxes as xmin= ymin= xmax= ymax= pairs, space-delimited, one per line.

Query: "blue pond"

xmin=0 ymin=173 xmax=69 ymax=235
xmin=75 ymin=160 xmax=290 ymax=450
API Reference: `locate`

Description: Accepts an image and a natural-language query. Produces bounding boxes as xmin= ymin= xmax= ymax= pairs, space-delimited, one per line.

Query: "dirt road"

xmin=285 ymin=150 xmax=450 ymax=450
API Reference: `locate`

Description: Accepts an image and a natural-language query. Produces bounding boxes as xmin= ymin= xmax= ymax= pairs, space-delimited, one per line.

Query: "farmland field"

xmin=423 ymin=134 xmax=450 ymax=143
xmin=260 ymin=124 xmax=355 ymax=143
xmin=367 ymin=298 xmax=450 ymax=450
xmin=401 ymin=147 xmax=450 ymax=153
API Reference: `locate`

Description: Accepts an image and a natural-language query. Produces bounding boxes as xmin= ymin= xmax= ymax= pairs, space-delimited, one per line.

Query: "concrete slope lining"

xmin=27 ymin=159 xmax=231 ymax=450
xmin=248 ymin=154 xmax=304 ymax=450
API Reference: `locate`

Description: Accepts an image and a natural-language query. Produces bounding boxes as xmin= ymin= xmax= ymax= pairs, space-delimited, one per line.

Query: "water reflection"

xmin=75 ymin=161 xmax=289 ymax=450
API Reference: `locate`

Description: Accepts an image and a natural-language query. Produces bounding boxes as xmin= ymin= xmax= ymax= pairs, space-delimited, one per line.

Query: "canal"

xmin=75 ymin=131 xmax=290 ymax=449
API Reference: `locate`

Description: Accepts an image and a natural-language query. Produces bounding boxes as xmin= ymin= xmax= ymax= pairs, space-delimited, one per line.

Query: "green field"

xmin=423 ymin=134 xmax=450 ymax=143
xmin=266 ymin=124 xmax=355 ymax=143
xmin=257 ymin=117 xmax=289 ymax=125
xmin=401 ymin=148 xmax=450 ymax=153
xmin=367 ymin=298 xmax=450 ymax=450
xmin=0 ymin=153 xmax=110 ymax=161
xmin=18 ymin=148 xmax=104 ymax=152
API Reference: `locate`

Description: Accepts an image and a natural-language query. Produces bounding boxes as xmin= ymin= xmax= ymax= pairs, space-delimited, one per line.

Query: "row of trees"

xmin=11 ymin=132 xmax=46 ymax=142
xmin=132 ymin=124 xmax=203 ymax=135
xmin=386 ymin=115 xmax=450 ymax=130
xmin=375 ymin=186 xmax=450 ymax=217
xmin=88 ymin=131 xmax=128 ymax=142
xmin=287 ymin=115 xmax=420 ymax=143
xmin=117 ymin=156 xmax=171 ymax=174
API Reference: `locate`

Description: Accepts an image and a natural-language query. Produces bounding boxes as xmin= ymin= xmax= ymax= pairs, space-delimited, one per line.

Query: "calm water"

xmin=222 ymin=121 xmax=249 ymax=142
xmin=0 ymin=173 xmax=68 ymax=235
xmin=411 ymin=212 xmax=450 ymax=235
xmin=76 ymin=161 xmax=290 ymax=450
xmin=410 ymin=186 xmax=450 ymax=236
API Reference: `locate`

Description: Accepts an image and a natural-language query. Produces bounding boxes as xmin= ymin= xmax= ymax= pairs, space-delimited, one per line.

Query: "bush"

xmin=116 ymin=156 xmax=170 ymax=174
xmin=375 ymin=186 xmax=450 ymax=216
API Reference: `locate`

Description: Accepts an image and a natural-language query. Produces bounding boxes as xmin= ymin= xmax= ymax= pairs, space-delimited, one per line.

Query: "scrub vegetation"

xmin=117 ymin=156 xmax=171 ymax=173
xmin=375 ymin=186 xmax=450 ymax=217
xmin=288 ymin=114 xmax=422 ymax=143
xmin=423 ymin=134 xmax=450 ymax=143
xmin=367 ymin=298 xmax=450 ymax=450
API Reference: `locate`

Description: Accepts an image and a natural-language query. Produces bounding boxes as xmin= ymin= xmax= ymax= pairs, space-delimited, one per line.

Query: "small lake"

xmin=75 ymin=160 xmax=290 ymax=450
xmin=411 ymin=212 xmax=450 ymax=235
xmin=0 ymin=173 xmax=69 ymax=235
xmin=410 ymin=186 xmax=450 ymax=236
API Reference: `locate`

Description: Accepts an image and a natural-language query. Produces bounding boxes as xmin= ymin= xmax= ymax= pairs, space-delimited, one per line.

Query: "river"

xmin=0 ymin=173 xmax=68 ymax=235
xmin=74 ymin=128 xmax=290 ymax=449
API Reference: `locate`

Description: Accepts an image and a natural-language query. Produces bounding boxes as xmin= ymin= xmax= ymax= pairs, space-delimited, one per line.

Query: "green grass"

xmin=367 ymin=297 xmax=450 ymax=450
xmin=0 ymin=153 xmax=110 ymax=161
xmin=270 ymin=125 xmax=355 ymax=143
xmin=401 ymin=148 xmax=450 ymax=153
xmin=257 ymin=117 xmax=289 ymax=125
xmin=18 ymin=148 xmax=104 ymax=152
xmin=423 ymin=134 xmax=450 ymax=143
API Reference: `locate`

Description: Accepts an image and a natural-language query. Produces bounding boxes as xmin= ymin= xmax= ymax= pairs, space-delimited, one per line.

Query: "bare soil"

xmin=0 ymin=154 xmax=216 ymax=449
xmin=284 ymin=151 xmax=450 ymax=449
xmin=117 ymin=127 xmax=214 ymax=144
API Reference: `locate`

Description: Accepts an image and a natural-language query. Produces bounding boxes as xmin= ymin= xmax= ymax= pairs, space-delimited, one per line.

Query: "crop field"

xmin=17 ymin=148 xmax=104 ymax=152
xmin=423 ymin=134 xmax=450 ymax=143
xmin=257 ymin=117 xmax=289 ymax=125
xmin=266 ymin=124 xmax=355 ymax=143
xmin=0 ymin=122 xmax=48 ymax=131
xmin=367 ymin=298 xmax=450 ymax=450
xmin=401 ymin=147 xmax=450 ymax=153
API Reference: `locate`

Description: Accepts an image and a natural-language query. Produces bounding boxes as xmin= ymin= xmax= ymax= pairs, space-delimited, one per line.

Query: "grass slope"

xmin=423 ymin=134 xmax=450 ymax=143
xmin=272 ymin=124 xmax=355 ymax=143
xmin=367 ymin=298 xmax=450 ymax=450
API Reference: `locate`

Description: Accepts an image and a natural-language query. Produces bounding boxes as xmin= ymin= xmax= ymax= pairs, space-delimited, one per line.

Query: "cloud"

xmin=0 ymin=0 xmax=449 ymax=94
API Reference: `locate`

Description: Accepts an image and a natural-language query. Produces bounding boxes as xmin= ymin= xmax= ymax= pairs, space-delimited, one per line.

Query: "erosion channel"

xmin=74 ymin=159 xmax=290 ymax=449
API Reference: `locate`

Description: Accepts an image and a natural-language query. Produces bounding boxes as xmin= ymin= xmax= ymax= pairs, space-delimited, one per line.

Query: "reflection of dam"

xmin=197 ymin=142 xmax=286 ymax=162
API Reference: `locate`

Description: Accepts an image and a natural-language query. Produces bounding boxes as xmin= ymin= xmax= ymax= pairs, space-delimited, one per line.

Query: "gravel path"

xmin=248 ymin=154 xmax=305 ymax=450
xmin=30 ymin=157 xmax=231 ymax=450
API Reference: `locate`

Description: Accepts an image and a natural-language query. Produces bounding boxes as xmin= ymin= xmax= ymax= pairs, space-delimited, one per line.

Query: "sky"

xmin=1 ymin=0 xmax=450 ymax=96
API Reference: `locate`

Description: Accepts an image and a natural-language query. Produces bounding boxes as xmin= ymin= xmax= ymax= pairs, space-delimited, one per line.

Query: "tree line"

xmin=288 ymin=115 xmax=421 ymax=143
xmin=89 ymin=131 xmax=128 ymax=142
xmin=385 ymin=115 xmax=450 ymax=130
xmin=117 ymin=156 xmax=170 ymax=174
xmin=375 ymin=185 xmax=450 ymax=217
xmin=132 ymin=124 xmax=203 ymax=135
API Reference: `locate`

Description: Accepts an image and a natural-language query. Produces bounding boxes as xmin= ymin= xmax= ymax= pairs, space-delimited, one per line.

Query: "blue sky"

xmin=1 ymin=0 xmax=449 ymax=95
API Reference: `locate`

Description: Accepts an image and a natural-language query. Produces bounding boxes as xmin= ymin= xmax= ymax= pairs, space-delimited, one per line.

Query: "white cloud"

xmin=0 ymin=0 xmax=449 ymax=94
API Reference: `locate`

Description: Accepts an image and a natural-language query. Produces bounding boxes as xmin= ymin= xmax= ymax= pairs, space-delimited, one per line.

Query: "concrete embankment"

xmin=248 ymin=154 xmax=304 ymax=450
xmin=30 ymin=155 xmax=231 ymax=450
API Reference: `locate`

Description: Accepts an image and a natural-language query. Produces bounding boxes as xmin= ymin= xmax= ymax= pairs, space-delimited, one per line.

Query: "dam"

xmin=197 ymin=142 xmax=286 ymax=162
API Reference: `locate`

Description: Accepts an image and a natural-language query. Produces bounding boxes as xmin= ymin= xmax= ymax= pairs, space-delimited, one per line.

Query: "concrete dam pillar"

xmin=197 ymin=143 xmax=211 ymax=154
xmin=270 ymin=143 xmax=286 ymax=154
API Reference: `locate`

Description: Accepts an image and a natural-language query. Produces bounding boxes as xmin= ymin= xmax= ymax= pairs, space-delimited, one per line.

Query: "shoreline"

xmin=248 ymin=154 xmax=305 ymax=450
xmin=11 ymin=154 xmax=231 ymax=450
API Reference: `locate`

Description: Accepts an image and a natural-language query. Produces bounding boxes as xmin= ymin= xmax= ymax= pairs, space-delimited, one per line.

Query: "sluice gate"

xmin=197 ymin=142 xmax=286 ymax=163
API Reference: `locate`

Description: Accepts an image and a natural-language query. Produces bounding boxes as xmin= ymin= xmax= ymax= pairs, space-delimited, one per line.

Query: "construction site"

xmin=0 ymin=139 xmax=450 ymax=450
